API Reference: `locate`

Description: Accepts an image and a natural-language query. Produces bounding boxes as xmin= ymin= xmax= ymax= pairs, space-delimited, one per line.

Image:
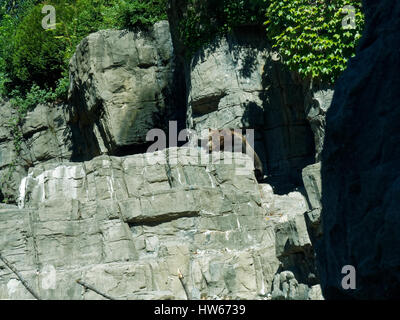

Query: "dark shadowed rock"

xmin=318 ymin=0 xmax=400 ymax=299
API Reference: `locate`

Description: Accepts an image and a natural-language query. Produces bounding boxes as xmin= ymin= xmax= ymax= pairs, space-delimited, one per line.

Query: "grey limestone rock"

xmin=0 ymin=147 xmax=322 ymax=299
xmin=303 ymin=83 xmax=334 ymax=162
xmin=0 ymin=100 xmax=73 ymax=204
xmin=185 ymin=29 xmax=319 ymax=191
xmin=69 ymin=21 xmax=177 ymax=155
xmin=0 ymin=17 xmax=328 ymax=300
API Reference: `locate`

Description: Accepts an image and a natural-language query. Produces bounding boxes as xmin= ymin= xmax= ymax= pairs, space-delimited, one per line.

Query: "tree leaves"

xmin=265 ymin=0 xmax=365 ymax=83
xmin=0 ymin=0 xmax=170 ymax=99
xmin=179 ymin=0 xmax=266 ymax=55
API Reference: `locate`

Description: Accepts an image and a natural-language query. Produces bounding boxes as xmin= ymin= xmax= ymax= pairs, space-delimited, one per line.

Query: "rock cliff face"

xmin=0 ymin=149 xmax=320 ymax=300
xmin=317 ymin=0 xmax=400 ymax=299
xmin=168 ymin=1 xmax=333 ymax=191
xmin=0 ymin=15 xmax=331 ymax=299
xmin=69 ymin=21 xmax=183 ymax=157
xmin=303 ymin=83 xmax=334 ymax=162
xmin=185 ymin=31 xmax=316 ymax=191
xmin=0 ymin=101 xmax=74 ymax=203
xmin=2 ymin=0 xmax=395 ymax=300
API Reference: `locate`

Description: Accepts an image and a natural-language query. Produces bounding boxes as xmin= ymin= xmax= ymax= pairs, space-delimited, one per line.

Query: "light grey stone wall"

xmin=0 ymin=101 xmax=74 ymax=204
xmin=69 ymin=21 xmax=178 ymax=155
xmin=0 ymin=148 xmax=322 ymax=300
xmin=0 ymin=20 xmax=327 ymax=300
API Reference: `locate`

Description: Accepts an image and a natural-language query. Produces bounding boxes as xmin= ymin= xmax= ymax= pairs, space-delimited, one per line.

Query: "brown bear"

xmin=207 ymin=129 xmax=264 ymax=181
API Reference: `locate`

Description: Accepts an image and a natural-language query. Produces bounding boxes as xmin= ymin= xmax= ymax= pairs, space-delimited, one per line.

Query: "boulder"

xmin=69 ymin=21 xmax=178 ymax=156
xmin=271 ymin=271 xmax=311 ymax=300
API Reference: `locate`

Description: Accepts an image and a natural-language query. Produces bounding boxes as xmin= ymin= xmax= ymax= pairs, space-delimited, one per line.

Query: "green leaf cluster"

xmin=265 ymin=0 xmax=364 ymax=83
xmin=179 ymin=0 xmax=364 ymax=83
xmin=179 ymin=0 xmax=266 ymax=56
xmin=0 ymin=0 xmax=366 ymax=105
xmin=0 ymin=0 xmax=168 ymax=100
xmin=8 ymin=83 xmax=58 ymax=156
xmin=116 ymin=0 xmax=167 ymax=29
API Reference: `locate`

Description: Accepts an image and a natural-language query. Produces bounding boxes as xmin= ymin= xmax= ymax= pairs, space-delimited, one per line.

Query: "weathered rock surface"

xmin=1 ymin=22 xmax=180 ymax=203
xmin=0 ymin=16 xmax=327 ymax=300
xmin=185 ymin=30 xmax=316 ymax=191
xmin=69 ymin=21 xmax=179 ymax=156
xmin=168 ymin=1 xmax=333 ymax=193
xmin=317 ymin=0 xmax=400 ymax=299
xmin=271 ymin=271 xmax=321 ymax=300
xmin=303 ymin=83 xmax=334 ymax=162
xmin=0 ymin=101 xmax=74 ymax=203
xmin=302 ymin=163 xmax=323 ymax=246
xmin=0 ymin=148 xmax=322 ymax=299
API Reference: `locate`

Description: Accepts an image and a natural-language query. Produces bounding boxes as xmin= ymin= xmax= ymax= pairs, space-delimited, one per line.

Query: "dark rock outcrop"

xmin=318 ymin=0 xmax=400 ymax=299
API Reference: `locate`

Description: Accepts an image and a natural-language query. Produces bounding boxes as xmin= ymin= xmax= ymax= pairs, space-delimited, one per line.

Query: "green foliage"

xmin=265 ymin=0 xmax=365 ymax=83
xmin=116 ymin=0 xmax=168 ymax=29
xmin=0 ymin=0 xmax=366 ymax=110
xmin=179 ymin=0 xmax=365 ymax=83
xmin=10 ymin=84 xmax=56 ymax=115
xmin=0 ymin=0 xmax=168 ymax=99
xmin=179 ymin=0 xmax=266 ymax=56
xmin=0 ymin=1 xmax=23 ymax=96
xmin=53 ymin=74 xmax=70 ymax=100
xmin=11 ymin=2 xmax=70 ymax=90
xmin=7 ymin=0 xmax=124 ymax=93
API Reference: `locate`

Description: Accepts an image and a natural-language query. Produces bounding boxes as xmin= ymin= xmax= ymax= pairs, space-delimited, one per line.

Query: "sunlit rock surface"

xmin=0 ymin=148 xmax=321 ymax=300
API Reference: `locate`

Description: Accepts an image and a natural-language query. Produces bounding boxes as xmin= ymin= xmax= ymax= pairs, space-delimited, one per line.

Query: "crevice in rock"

xmin=191 ymin=93 xmax=227 ymax=117
xmin=128 ymin=211 xmax=199 ymax=227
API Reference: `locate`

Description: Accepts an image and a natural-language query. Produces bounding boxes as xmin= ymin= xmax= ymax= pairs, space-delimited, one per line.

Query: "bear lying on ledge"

xmin=206 ymin=129 xmax=264 ymax=182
